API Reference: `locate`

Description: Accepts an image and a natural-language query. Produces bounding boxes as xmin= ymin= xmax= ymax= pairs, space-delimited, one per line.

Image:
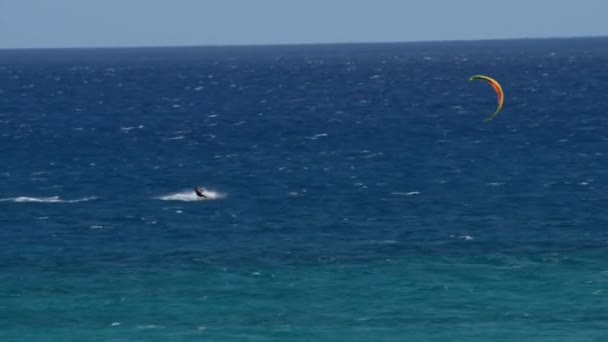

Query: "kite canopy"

xmin=469 ymin=75 xmax=504 ymax=122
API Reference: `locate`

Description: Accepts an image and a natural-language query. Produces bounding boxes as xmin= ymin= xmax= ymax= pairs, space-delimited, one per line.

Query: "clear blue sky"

xmin=1 ymin=0 xmax=607 ymax=49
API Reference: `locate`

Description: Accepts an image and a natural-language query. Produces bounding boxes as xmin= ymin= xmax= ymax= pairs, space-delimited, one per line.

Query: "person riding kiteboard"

xmin=194 ymin=186 xmax=207 ymax=199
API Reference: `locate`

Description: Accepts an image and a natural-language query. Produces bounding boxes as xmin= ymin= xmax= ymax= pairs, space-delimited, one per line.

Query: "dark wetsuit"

xmin=195 ymin=187 xmax=207 ymax=198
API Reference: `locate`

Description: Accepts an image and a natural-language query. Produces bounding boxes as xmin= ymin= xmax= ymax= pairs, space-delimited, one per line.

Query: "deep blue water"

xmin=1 ymin=38 xmax=608 ymax=341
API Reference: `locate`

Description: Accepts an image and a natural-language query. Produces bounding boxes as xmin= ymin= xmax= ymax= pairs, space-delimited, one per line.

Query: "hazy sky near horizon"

xmin=1 ymin=0 xmax=607 ymax=48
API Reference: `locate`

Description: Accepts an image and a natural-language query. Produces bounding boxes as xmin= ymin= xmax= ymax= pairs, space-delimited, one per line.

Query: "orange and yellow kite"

xmin=469 ymin=75 xmax=504 ymax=122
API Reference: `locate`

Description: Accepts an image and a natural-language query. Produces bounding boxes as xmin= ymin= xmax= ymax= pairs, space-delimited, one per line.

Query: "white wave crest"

xmin=390 ymin=191 xmax=421 ymax=196
xmin=156 ymin=189 xmax=224 ymax=202
xmin=0 ymin=196 xmax=97 ymax=203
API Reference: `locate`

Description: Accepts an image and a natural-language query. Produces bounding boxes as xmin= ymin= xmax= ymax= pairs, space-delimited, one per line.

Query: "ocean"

xmin=1 ymin=37 xmax=608 ymax=341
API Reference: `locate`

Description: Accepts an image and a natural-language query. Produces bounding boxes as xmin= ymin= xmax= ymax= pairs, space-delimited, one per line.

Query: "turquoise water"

xmin=1 ymin=38 xmax=608 ymax=341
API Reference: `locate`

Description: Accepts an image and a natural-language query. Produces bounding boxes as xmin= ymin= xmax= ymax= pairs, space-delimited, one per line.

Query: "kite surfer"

xmin=194 ymin=186 xmax=207 ymax=199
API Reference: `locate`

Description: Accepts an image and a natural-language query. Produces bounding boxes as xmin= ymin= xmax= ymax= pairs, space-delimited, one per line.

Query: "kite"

xmin=469 ymin=75 xmax=504 ymax=122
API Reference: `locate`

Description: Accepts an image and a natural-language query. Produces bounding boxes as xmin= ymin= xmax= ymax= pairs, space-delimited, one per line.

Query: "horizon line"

xmin=1 ymin=34 xmax=607 ymax=52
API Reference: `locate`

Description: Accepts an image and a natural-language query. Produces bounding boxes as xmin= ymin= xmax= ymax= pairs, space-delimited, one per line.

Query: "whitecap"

xmin=121 ymin=125 xmax=144 ymax=132
xmin=390 ymin=191 xmax=420 ymax=196
xmin=306 ymin=133 xmax=328 ymax=140
xmin=156 ymin=189 xmax=225 ymax=202
xmin=451 ymin=235 xmax=474 ymax=241
xmin=64 ymin=197 xmax=97 ymax=203
xmin=136 ymin=325 xmax=164 ymax=329
xmin=0 ymin=196 xmax=97 ymax=203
